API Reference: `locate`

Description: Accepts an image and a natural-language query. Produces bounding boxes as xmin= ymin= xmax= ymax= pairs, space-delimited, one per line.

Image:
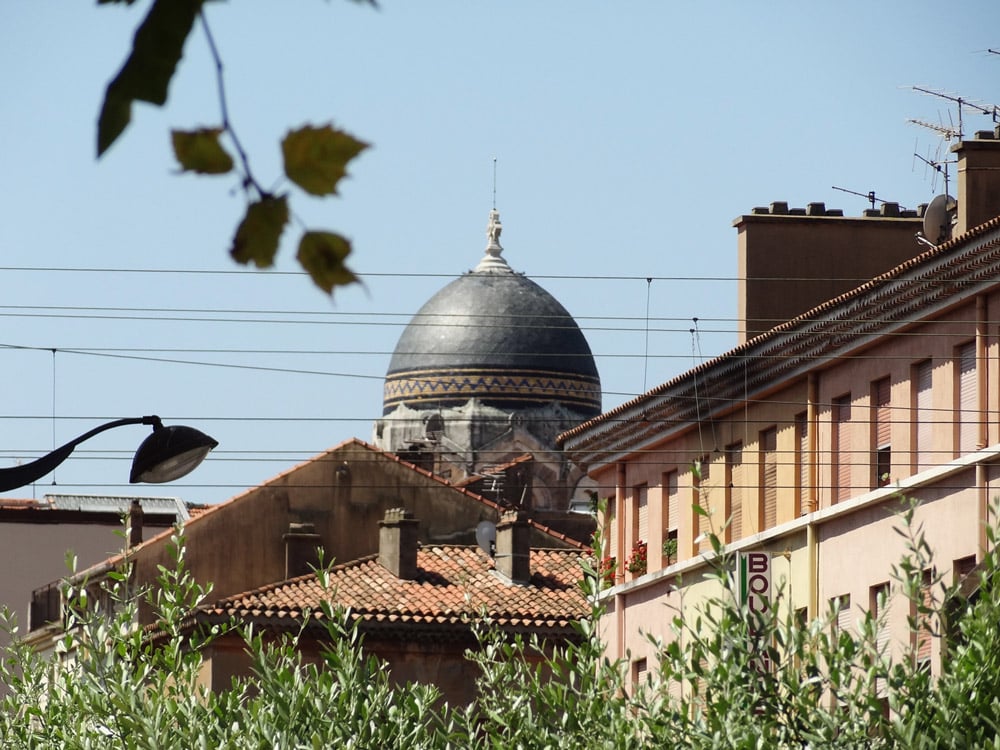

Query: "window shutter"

xmin=874 ymin=378 xmax=891 ymax=448
xmin=796 ymin=412 xmax=809 ymax=515
xmin=916 ymin=570 xmax=933 ymax=664
xmin=958 ymin=343 xmax=977 ymax=454
xmin=727 ymin=444 xmax=743 ymax=541
xmin=834 ymin=396 xmax=852 ymax=503
xmin=636 ymin=485 xmax=648 ymax=543
xmin=607 ymin=498 xmax=617 ymax=560
xmin=666 ymin=471 xmax=678 ymax=532
xmin=762 ymin=428 xmax=777 ymax=529
xmin=915 ymin=361 xmax=933 ymax=472
xmin=873 ymin=583 xmax=891 ymax=695
xmin=835 ymin=594 xmax=852 ymax=634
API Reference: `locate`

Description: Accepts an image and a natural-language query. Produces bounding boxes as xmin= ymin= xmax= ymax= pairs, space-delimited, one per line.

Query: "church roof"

xmin=383 ymin=210 xmax=601 ymax=416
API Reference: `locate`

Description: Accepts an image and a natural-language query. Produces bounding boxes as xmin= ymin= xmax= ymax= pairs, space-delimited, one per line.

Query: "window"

xmin=872 ymin=377 xmax=891 ymax=488
xmin=954 ymin=554 xmax=977 ymax=584
xmin=956 ymin=342 xmax=977 ymax=455
xmin=871 ymin=582 xmax=891 ymax=695
xmin=832 ymin=594 xmax=851 ymax=634
xmin=606 ymin=497 xmax=617 ymax=561
xmin=912 ymin=360 xmax=933 ymax=472
xmin=662 ymin=470 xmax=679 ymax=565
xmin=795 ymin=412 xmax=809 ymax=515
xmin=725 ymin=442 xmax=743 ymax=542
xmin=870 ymin=583 xmax=891 ymax=654
xmin=633 ymin=483 xmax=648 ymax=548
xmin=832 ymin=395 xmax=852 ymax=503
xmin=695 ymin=457 xmax=712 ymax=552
xmin=914 ymin=569 xmax=933 ymax=668
xmin=632 ymin=657 xmax=649 ymax=688
xmin=760 ymin=427 xmax=777 ymax=529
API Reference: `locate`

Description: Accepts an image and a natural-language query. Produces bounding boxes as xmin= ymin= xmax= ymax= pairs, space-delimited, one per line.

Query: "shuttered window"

xmin=833 ymin=395 xmax=852 ymax=504
xmin=632 ymin=658 xmax=648 ymax=688
xmin=726 ymin=443 xmax=743 ymax=541
xmin=663 ymin=470 xmax=679 ymax=565
xmin=697 ymin=457 xmax=712 ymax=552
xmin=834 ymin=594 xmax=852 ymax=634
xmin=664 ymin=470 xmax=679 ymax=533
xmin=795 ymin=412 xmax=809 ymax=515
xmin=957 ymin=342 xmax=977 ymax=455
xmin=873 ymin=378 xmax=891 ymax=488
xmin=915 ymin=570 xmax=933 ymax=666
xmin=635 ymin=484 xmax=648 ymax=545
xmin=914 ymin=360 xmax=933 ymax=472
xmin=871 ymin=582 xmax=891 ymax=695
xmin=761 ymin=427 xmax=777 ymax=529
xmin=607 ymin=497 xmax=617 ymax=561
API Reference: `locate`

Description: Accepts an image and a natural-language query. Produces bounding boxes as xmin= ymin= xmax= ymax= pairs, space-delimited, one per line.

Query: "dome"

xmin=383 ymin=211 xmax=601 ymax=418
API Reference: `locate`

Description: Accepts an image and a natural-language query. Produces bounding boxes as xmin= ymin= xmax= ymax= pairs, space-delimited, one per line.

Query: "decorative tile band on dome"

xmin=383 ymin=367 xmax=602 ymax=413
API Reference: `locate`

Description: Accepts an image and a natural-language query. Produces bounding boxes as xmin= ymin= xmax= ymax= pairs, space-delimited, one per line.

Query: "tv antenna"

xmin=912 ymin=147 xmax=953 ymax=197
xmin=831 ymin=186 xmax=902 ymax=211
xmin=910 ymin=85 xmax=998 ymax=139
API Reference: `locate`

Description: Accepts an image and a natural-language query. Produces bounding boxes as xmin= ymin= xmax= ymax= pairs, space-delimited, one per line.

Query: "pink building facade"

xmin=560 ymin=130 xmax=1000 ymax=680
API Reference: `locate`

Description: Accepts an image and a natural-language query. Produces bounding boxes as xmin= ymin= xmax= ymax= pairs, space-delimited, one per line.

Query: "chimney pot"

xmin=806 ymin=202 xmax=826 ymax=216
xmin=379 ymin=508 xmax=419 ymax=579
xmin=880 ymin=202 xmax=900 ymax=218
xmin=769 ymin=201 xmax=789 ymax=215
xmin=495 ymin=510 xmax=532 ymax=585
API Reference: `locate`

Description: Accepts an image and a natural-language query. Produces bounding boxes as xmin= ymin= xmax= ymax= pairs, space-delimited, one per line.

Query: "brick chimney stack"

xmin=952 ymin=126 xmax=1000 ymax=236
xmin=495 ymin=510 xmax=532 ymax=585
xmin=379 ymin=508 xmax=419 ymax=580
xmin=283 ymin=523 xmax=322 ymax=579
xmin=127 ymin=499 xmax=143 ymax=549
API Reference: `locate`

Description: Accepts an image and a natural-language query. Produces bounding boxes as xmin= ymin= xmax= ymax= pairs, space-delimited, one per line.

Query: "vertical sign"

xmin=738 ymin=551 xmax=773 ymax=672
xmin=739 ymin=551 xmax=772 ymax=614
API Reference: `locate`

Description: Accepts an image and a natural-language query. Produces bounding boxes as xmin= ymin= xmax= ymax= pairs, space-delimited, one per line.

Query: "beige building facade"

xmin=560 ymin=129 xmax=1000 ymax=679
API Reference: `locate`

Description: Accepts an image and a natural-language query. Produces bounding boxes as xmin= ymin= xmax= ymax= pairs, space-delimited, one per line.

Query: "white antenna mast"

xmin=492 ymin=157 xmax=497 ymax=210
xmin=911 ymin=85 xmax=998 ymax=139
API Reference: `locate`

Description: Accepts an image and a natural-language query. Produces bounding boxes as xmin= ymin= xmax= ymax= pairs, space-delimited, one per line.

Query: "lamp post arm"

xmin=0 ymin=416 xmax=161 ymax=493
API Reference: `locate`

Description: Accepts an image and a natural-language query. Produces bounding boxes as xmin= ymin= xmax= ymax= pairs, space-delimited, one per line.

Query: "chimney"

xmin=495 ymin=510 xmax=532 ymax=585
xmin=283 ymin=523 xmax=322 ymax=579
xmin=952 ymin=128 xmax=1000 ymax=236
xmin=127 ymin=499 xmax=143 ymax=549
xmin=378 ymin=508 xmax=418 ymax=580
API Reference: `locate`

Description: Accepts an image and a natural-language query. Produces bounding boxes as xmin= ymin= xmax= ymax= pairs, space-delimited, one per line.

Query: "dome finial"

xmin=476 ymin=208 xmax=510 ymax=272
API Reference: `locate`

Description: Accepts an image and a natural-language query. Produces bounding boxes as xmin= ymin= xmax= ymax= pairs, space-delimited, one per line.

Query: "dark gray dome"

xmin=383 ymin=217 xmax=601 ymax=417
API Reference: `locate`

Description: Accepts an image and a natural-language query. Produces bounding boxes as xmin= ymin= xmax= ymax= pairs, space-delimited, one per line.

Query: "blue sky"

xmin=2 ymin=1 xmax=999 ymax=505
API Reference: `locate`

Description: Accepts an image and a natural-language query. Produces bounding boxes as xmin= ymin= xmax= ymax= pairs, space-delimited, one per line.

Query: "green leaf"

xmin=230 ymin=196 xmax=289 ymax=268
xmin=297 ymin=231 xmax=359 ymax=294
xmin=97 ymin=0 xmax=204 ymax=156
xmin=171 ymin=128 xmax=234 ymax=174
xmin=282 ymin=124 xmax=368 ymax=196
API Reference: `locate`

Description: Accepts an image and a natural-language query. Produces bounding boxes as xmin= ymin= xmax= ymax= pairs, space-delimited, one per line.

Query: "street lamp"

xmin=0 ymin=415 xmax=218 ymax=493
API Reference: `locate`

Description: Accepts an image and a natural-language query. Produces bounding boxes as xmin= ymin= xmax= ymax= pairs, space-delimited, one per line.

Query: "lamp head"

xmin=130 ymin=423 xmax=218 ymax=484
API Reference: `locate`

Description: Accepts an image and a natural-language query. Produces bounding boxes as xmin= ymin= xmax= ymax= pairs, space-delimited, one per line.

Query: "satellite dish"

xmin=922 ymin=194 xmax=954 ymax=245
xmin=475 ymin=520 xmax=497 ymax=558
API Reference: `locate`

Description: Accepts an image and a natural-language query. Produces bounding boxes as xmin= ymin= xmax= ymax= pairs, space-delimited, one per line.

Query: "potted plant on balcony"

xmin=662 ymin=535 xmax=678 ymax=565
xmin=598 ymin=555 xmax=617 ymax=586
xmin=626 ymin=540 xmax=648 ymax=576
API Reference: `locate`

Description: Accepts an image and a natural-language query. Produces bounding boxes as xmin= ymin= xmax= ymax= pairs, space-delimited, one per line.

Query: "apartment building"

xmin=559 ymin=129 xmax=1000 ymax=677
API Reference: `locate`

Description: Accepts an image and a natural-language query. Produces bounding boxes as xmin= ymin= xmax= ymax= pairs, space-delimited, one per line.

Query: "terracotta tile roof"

xmin=197 ymin=546 xmax=589 ymax=637
xmin=461 ymin=453 xmax=534 ymax=480
xmin=560 ymin=216 xmax=1000 ymax=460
